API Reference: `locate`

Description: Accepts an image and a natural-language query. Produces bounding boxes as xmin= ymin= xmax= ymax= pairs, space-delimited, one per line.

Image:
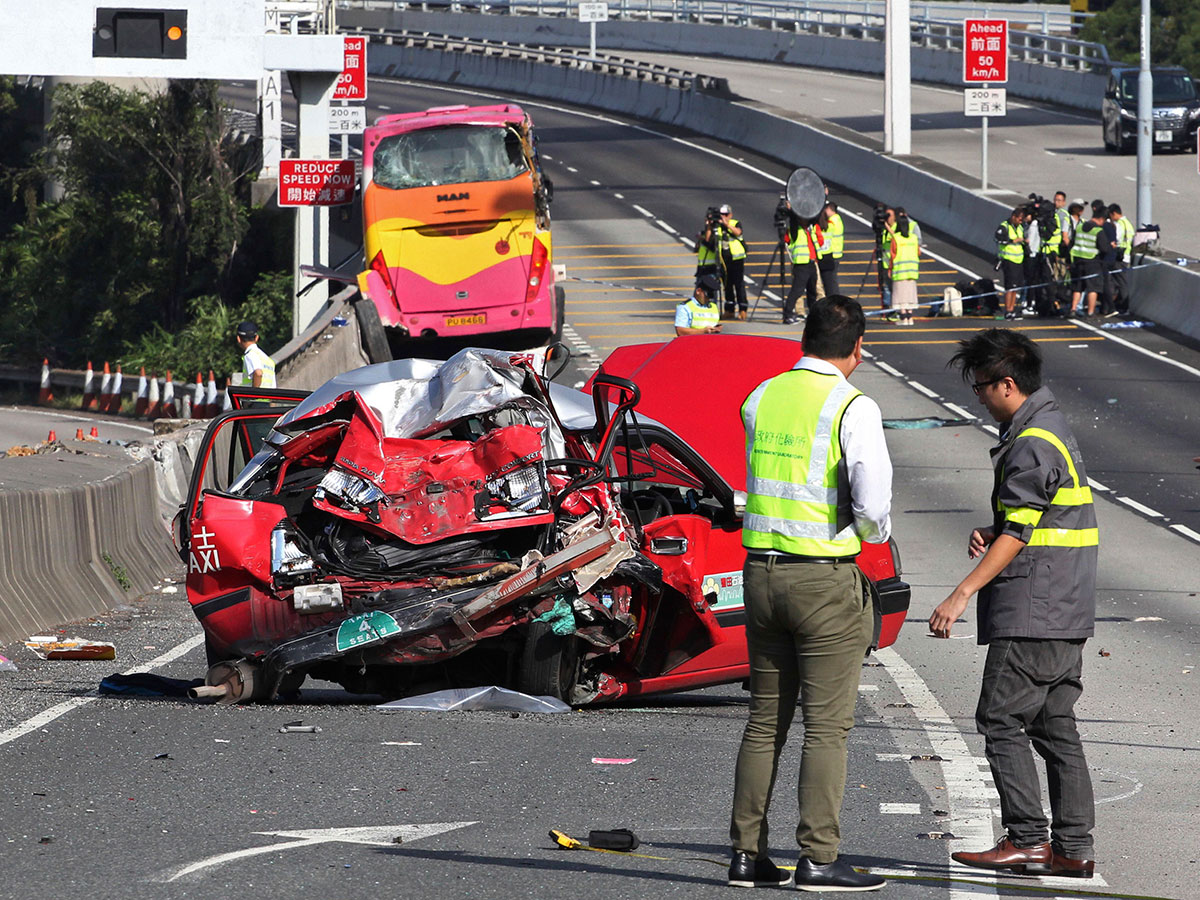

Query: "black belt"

xmin=748 ymin=553 xmax=856 ymax=565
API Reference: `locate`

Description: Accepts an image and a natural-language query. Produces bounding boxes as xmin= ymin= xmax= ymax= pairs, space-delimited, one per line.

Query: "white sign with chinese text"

xmin=579 ymin=2 xmax=609 ymax=23
xmin=964 ymin=88 xmax=1007 ymax=117
xmin=329 ymin=105 xmax=366 ymax=133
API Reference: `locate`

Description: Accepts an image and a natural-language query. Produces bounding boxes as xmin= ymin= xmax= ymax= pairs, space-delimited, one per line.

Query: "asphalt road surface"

xmin=1 ymin=77 xmax=1197 ymax=900
xmin=0 ymin=406 xmax=154 ymax=449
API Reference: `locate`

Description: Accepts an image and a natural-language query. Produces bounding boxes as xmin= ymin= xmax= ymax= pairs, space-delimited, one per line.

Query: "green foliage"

xmin=123 ymin=269 xmax=292 ymax=379
xmin=1081 ymin=0 xmax=1200 ymax=73
xmin=0 ymin=79 xmax=285 ymax=370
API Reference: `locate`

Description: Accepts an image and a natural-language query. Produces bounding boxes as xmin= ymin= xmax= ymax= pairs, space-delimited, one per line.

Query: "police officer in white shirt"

xmin=235 ymin=321 xmax=277 ymax=388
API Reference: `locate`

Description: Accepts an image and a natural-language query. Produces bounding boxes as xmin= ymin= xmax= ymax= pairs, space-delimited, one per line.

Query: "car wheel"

xmin=1102 ymin=126 xmax=1115 ymax=152
xmin=516 ymin=620 xmax=578 ymax=702
xmin=1118 ymin=137 xmax=1134 ymax=155
xmin=353 ymin=297 xmax=392 ymax=364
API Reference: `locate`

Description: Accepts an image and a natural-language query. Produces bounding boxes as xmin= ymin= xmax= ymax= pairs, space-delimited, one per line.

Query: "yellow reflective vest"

xmin=820 ymin=213 xmax=844 ymax=260
xmin=998 ymin=221 xmax=1025 ymax=264
xmin=890 ymin=229 xmax=920 ymax=282
xmin=790 ymin=226 xmax=818 ymax=265
xmin=741 ymin=368 xmax=863 ymax=557
xmin=720 ymin=218 xmax=747 ymax=260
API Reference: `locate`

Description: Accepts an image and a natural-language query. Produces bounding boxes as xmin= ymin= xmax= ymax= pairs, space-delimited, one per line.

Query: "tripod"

xmin=854 ymin=244 xmax=880 ymax=300
xmin=749 ymin=236 xmax=788 ymax=322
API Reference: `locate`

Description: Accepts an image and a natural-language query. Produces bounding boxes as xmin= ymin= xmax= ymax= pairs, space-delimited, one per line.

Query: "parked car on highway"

xmin=174 ymin=337 xmax=910 ymax=705
xmin=1102 ymin=65 xmax=1200 ymax=154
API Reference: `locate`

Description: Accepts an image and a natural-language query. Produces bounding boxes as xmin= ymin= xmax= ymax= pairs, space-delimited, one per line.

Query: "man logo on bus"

xmin=437 ymin=191 xmax=470 ymax=202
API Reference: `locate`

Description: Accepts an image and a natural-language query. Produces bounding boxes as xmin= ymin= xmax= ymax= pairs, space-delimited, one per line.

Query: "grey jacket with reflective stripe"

xmin=980 ymin=387 xmax=1097 ymax=644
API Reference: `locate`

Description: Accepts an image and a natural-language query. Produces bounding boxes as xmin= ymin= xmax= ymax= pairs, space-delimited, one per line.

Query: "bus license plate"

xmin=445 ymin=314 xmax=486 ymax=327
xmin=1154 ymin=130 xmax=1172 ymax=142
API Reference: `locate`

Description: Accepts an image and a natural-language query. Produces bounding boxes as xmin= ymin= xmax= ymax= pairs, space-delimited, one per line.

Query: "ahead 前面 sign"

xmin=333 ymin=36 xmax=366 ymax=101
xmin=963 ymin=19 xmax=1008 ymax=84
xmin=279 ymin=159 xmax=356 ymax=207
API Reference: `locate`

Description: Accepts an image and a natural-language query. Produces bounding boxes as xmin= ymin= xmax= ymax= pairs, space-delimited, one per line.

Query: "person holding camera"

xmin=708 ymin=204 xmax=748 ymax=320
xmin=783 ymin=216 xmax=823 ymax=325
xmin=816 ymin=201 xmax=845 ymax=297
xmin=995 ymin=208 xmax=1027 ymax=320
xmin=886 ymin=209 xmax=920 ymax=326
xmin=674 ymin=273 xmax=723 ymax=336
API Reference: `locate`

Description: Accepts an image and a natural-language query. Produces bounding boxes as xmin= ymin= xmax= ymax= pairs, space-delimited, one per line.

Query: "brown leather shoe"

xmin=952 ymin=837 xmax=1051 ymax=874
xmin=737 ymin=310 xmax=747 ymax=321
xmin=1044 ymin=851 xmax=1095 ymax=878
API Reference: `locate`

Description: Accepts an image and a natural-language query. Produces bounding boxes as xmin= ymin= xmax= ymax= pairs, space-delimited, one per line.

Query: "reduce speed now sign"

xmin=963 ymin=19 xmax=1008 ymax=84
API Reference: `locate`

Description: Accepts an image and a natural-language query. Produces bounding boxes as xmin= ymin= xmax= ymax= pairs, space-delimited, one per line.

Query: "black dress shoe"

xmin=793 ymin=857 xmax=884 ymax=892
xmin=728 ymin=851 xmax=793 ymax=888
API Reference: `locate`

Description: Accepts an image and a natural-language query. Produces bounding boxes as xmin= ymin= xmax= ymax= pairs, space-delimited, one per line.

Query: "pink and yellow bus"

xmin=356 ymin=103 xmax=562 ymax=346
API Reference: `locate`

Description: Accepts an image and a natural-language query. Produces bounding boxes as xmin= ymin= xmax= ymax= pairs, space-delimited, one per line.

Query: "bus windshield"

xmin=372 ymin=124 xmax=528 ymax=189
xmin=1119 ymin=71 xmax=1197 ymax=104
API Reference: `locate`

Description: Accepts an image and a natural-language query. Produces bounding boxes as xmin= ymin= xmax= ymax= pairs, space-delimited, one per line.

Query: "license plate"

xmin=445 ymin=314 xmax=486 ymax=327
xmin=1154 ymin=130 xmax=1173 ymax=142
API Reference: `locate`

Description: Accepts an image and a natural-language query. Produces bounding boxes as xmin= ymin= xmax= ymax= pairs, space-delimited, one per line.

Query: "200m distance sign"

xmin=279 ymin=159 xmax=356 ymax=207
xmin=963 ymin=19 xmax=1008 ymax=84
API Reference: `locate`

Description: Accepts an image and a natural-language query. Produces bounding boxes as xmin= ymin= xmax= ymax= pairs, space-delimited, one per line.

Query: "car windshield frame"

xmin=1119 ymin=71 xmax=1197 ymax=104
xmin=371 ymin=123 xmax=529 ymax=190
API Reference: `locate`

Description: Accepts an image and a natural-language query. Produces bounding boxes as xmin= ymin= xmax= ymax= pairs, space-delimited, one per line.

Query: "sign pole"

xmin=590 ymin=21 xmax=596 ymax=59
xmin=981 ymin=82 xmax=989 ymax=190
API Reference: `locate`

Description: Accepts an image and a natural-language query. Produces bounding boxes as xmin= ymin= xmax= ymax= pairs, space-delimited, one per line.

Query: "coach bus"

xmin=356 ymin=104 xmax=563 ymax=348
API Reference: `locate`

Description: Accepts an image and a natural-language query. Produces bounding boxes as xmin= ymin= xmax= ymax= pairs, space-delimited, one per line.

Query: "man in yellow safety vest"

xmin=729 ymin=295 xmax=891 ymax=893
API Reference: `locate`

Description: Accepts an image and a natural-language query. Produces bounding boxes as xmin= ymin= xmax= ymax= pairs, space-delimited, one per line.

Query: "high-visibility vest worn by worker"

xmin=719 ymin=218 xmax=747 ymax=260
xmin=678 ymin=298 xmax=720 ymax=330
xmin=741 ymin=368 xmax=863 ymax=557
xmin=1114 ymin=216 xmax=1134 ymax=263
xmin=820 ymin=213 xmax=845 ymax=260
xmin=981 ymin=386 xmax=1097 ymax=643
xmin=890 ymin=228 xmax=920 ymax=282
xmin=697 ymin=237 xmax=718 ymax=267
xmin=1050 ymin=207 xmax=1071 ymax=255
xmin=1070 ymin=221 xmax=1100 ymax=261
xmin=997 ymin=221 xmax=1025 ymax=264
xmin=790 ymin=225 xmax=820 ymax=265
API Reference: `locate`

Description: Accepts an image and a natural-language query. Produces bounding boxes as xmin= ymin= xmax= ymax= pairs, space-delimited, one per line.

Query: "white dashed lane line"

xmin=942 ymin=402 xmax=977 ymax=420
xmin=632 ymin=205 xmax=654 ymax=218
xmin=875 ymin=361 xmax=903 ymax=378
xmin=907 ymin=380 xmax=940 ymax=399
xmin=1170 ymin=524 xmax=1200 ymax=542
xmin=1116 ymin=496 xmax=1163 ymax=518
xmin=656 ymin=221 xmax=678 ymax=235
xmin=880 ymin=803 xmax=922 ymax=815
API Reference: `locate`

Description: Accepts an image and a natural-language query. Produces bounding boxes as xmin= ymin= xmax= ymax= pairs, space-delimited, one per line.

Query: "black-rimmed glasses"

xmin=971 ymin=376 xmax=1004 ymax=395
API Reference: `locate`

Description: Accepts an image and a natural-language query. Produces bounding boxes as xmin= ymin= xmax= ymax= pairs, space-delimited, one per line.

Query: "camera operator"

xmin=782 ymin=206 xmax=823 ymax=325
xmin=995 ymin=207 xmax=1027 ymax=320
xmin=885 ymin=208 xmax=920 ymax=326
xmin=816 ymin=201 xmax=845 ymax=297
xmin=1044 ymin=191 xmax=1072 ymax=314
xmin=704 ymin=203 xmax=748 ymax=320
xmin=871 ymin=203 xmax=894 ymax=315
xmin=696 ymin=207 xmax=723 ymax=287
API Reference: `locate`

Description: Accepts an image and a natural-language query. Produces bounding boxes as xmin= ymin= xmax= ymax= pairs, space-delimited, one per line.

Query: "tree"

xmin=1081 ymin=0 xmax=1200 ymax=74
xmin=0 ymin=79 xmax=260 ymax=366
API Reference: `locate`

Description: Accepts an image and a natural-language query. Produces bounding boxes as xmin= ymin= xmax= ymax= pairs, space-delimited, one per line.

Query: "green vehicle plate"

xmin=335 ymin=611 xmax=402 ymax=652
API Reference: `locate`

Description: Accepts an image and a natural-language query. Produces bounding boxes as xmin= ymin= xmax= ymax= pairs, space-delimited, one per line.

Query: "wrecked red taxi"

xmin=176 ymin=337 xmax=910 ymax=704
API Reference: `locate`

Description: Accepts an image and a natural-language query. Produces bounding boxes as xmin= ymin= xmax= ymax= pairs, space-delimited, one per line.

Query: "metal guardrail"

xmin=354 ymin=27 xmax=735 ymax=92
xmin=339 ymin=0 xmax=1110 ymax=72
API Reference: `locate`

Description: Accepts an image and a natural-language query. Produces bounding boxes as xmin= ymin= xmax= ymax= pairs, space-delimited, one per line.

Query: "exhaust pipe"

xmin=188 ymin=684 xmax=230 ymax=699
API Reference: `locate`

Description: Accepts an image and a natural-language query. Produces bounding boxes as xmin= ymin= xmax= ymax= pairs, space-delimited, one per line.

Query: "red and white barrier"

xmin=80 ymin=362 xmax=96 ymax=411
xmin=161 ymin=371 xmax=177 ymax=418
xmin=147 ymin=372 xmax=161 ymax=419
xmin=134 ymin=367 xmax=149 ymax=417
xmin=38 ymin=359 xmax=53 ymax=405
xmin=97 ymin=362 xmax=113 ymax=414
xmin=106 ymin=365 xmax=123 ymax=414
xmin=192 ymin=372 xmax=206 ymax=418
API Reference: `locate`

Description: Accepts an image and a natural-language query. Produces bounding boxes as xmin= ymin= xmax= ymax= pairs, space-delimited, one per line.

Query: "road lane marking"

xmin=0 ymin=633 xmax=204 ymax=748
xmin=1170 ymin=524 xmax=1200 ymax=542
xmin=1116 ymin=496 xmax=1162 ymax=517
xmin=590 ymin=179 xmax=601 ymax=185
xmin=875 ymin=361 xmax=903 ymax=377
xmin=907 ymin=380 xmax=940 ymax=399
xmin=10 ymin=407 xmax=154 ymax=433
xmin=1089 ymin=478 xmax=1110 ymax=492
xmin=162 ymin=823 xmax=477 ymax=882
xmin=880 ymin=803 xmax=922 ymax=814
xmin=942 ymin=402 xmax=977 ymax=419
xmin=632 ymin=205 xmax=654 ymax=217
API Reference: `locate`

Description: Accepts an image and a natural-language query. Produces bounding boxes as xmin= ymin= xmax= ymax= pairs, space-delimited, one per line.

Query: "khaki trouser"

xmin=730 ymin=557 xmax=872 ymax=863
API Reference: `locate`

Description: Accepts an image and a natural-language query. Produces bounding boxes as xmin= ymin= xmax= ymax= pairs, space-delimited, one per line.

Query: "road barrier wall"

xmin=0 ymin=446 xmax=177 ymax=645
xmin=367 ymin=38 xmax=1200 ymax=341
xmin=343 ymin=8 xmax=1108 ymax=111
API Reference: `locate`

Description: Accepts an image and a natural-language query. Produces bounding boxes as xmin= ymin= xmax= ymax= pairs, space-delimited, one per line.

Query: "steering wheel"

xmin=627 ymin=489 xmax=673 ymax=522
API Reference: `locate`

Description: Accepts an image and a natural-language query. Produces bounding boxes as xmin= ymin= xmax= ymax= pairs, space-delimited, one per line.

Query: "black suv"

xmin=1102 ymin=66 xmax=1200 ymax=153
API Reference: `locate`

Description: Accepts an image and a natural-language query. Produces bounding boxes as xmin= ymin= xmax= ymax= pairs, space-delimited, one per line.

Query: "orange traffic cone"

xmin=46 ymin=430 xmax=57 ymax=443
xmin=192 ymin=372 xmax=206 ymax=418
xmin=161 ymin=371 xmax=177 ymax=418
xmin=97 ymin=362 xmax=113 ymax=413
xmin=80 ymin=362 xmax=96 ymax=411
xmin=106 ymin=364 xmax=123 ymax=414
xmin=89 ymin=426 xmax=99 ymax=438
xmin=74 ymin=428 xmax=84 ymax=440
xmin=38 ymin=359 xmax=53 ymax=405
xmin=147 ymin=372 xmax=161 ymax=419
xmin=204 ymin=370 xmax=218 ymax=418
xmin=134 ymin=367 xmax=149 ymax=417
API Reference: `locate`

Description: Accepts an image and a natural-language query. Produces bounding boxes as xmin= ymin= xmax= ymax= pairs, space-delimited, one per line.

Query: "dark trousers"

xmin=721 ymin=252 xmax=747 ymax=312
xmin=818 ymin=261 xmax=840 ymax=298
xmin=977 ymin=638 xmax=1095 ymax=858
xmin=730 ymin=558 xmax=872 ymax=863
xmin=785 ymin=262 xmax=818 ymax=318
xmin=1107 ymin=262 xmax=1129 ymax=313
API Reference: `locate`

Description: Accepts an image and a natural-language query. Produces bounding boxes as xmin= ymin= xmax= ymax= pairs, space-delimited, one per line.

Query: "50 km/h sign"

xmin=963 ymin=19 xmax=1008 ymax=84
xmin=332 ymin=36 xmax=366 ymax=101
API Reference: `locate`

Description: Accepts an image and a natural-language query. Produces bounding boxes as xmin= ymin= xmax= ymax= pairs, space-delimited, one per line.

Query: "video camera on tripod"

xmin=752 ymin=167 xmax=827 ymax=319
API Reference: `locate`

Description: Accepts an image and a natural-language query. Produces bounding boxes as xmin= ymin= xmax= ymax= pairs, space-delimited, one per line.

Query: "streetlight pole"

xmin=1136 ymin=0 xmax=1152 ymax=228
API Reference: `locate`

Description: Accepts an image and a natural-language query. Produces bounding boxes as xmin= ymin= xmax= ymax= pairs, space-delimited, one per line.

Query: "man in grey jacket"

xmin=931 ymin=329 xmax=1097 ymax=879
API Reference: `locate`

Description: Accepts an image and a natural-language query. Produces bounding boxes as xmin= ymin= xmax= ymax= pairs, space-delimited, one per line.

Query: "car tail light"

xmin=525 ymin=237 xmax=548 ymax=304
xmin=271 ymin=522 xmax=317 ymax=583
